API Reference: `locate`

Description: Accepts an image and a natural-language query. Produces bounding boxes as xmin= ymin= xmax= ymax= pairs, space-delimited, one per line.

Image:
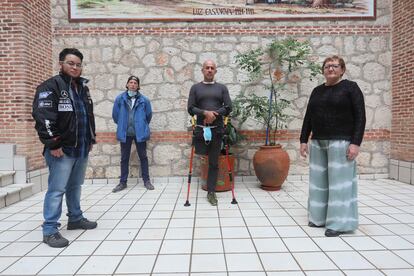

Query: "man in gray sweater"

xmin=187 ymin=60 xmax=232 ymax=206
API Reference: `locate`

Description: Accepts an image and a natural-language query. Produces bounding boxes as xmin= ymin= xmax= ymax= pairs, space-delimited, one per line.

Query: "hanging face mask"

xmin=203 ymin=127 xmax=212 ymax=143
xmin=127 ymin=90 xmax=137 ymax=97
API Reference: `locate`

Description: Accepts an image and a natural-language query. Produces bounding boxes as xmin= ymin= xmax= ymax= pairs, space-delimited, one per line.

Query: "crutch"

xmin=184 ymin=116 xmax=196 ymax=207
xmin=224 ymin=117 xmax=238 ymax=204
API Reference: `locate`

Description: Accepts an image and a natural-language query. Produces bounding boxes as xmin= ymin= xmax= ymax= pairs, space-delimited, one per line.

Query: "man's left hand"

xmin=347 ymin=144 xmax=360 ymax=160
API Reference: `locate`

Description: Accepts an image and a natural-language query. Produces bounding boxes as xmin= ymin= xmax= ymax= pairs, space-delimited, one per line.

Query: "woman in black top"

xmin=300 ymin=55 xmax=366 ymax=237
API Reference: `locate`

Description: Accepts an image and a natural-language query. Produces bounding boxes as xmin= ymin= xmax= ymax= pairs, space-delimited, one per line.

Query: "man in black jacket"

xmin=32 ymin=48 xmax=97 ymax=248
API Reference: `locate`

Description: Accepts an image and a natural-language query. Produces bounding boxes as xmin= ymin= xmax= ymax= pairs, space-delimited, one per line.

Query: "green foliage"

xmin=233 ymin=38 xmax=321 ymax=145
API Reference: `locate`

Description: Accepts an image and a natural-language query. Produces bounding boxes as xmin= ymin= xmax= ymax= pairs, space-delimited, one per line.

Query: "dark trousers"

xmin=194 ymin=128 xmax=223 ymax=192
xmin=120 ymin=136 xmax=149 ymax=184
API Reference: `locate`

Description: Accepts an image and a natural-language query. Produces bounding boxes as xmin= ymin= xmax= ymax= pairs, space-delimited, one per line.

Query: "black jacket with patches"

xmin=32 ymin=73 xmax=96 ymax=151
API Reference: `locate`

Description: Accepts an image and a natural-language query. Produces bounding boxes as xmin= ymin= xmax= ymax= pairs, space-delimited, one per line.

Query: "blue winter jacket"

xmin=112 ymin=91 xmax=152 ymax=143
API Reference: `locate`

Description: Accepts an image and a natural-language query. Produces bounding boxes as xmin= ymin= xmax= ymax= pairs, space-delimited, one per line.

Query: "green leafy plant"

xmin=233 ymin=38 xmax=320 ymax=146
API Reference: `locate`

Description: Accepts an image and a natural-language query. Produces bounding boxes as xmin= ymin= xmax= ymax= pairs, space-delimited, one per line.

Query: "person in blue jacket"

xmin=112 ymin=75 xmax=154 ymax=192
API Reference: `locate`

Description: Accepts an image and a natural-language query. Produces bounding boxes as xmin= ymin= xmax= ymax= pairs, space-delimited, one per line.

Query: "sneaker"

xmin=207 ymin=192 xmax=218 ymax=206
xmin=112 ymin=183 xmax=127 ymax=193
xmin=144 ymin=180 xmax=154 ymax=190
xmin=43 ymin=232 xmax=69 ymax=248
xmin=67 ymin=218 xmax=97 ymax=230
xmin=325 ymin=229 xmax=344 ymax=237
xmin=308 ymin=222 xmax=324 ymax=228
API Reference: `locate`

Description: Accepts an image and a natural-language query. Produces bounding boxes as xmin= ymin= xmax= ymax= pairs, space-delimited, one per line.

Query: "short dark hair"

xmin=322 ymin=55 xmax=346 ymax=76
xmin=59 ymin=48 xmax=83 ymax=62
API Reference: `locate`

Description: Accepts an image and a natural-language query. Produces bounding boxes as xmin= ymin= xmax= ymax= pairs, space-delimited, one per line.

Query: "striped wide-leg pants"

xmin=308 ymin=140 xmax=358 ymax=232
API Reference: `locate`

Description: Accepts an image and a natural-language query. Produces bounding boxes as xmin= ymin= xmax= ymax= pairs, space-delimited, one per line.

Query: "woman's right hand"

xmin=300 ymin=143 xmax=308 ymax=158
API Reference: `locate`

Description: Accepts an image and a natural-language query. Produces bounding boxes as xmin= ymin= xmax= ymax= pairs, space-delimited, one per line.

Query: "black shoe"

xmin=144 ymin=180 xmax=154 ymax=190
xmin=308 ymin=222 xmax=325 ymax=228
xmin=67 ymin=218 xmax=97 ymax=230
xmin=325 ymin=229 xmax=344 ymax=237
xmin=43 ymin=232 xmax=69 ymax=248
xmin=112 ymin=183 xmax=127 ymax=193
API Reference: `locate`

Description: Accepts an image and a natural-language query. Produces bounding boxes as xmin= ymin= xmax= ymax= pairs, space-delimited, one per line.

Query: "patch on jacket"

xmin=39 ymin=91 xmax=52 ymax=99
xmin=38 ymin=100 xmax=52 ymax=108
xmin=58 ymin=103 xmax=73 ymax=111
xmin=61 ymin=90 xmax=69 ymax=98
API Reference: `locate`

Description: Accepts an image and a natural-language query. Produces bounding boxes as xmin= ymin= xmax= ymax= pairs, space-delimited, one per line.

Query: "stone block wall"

xmin=49 ymin=0 xmax=392 ymax=179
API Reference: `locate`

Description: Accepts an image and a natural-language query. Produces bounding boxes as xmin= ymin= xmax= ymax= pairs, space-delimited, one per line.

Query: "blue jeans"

xmin=120 ymin=136 xmax=149 ymax=184
xmin=43 ymin=150 xmax=88 ymax=236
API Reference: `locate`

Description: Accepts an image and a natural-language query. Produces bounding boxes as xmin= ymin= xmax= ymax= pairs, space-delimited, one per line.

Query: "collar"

xmin=59 ymin=72 xmax=89 ymax=86
xmin=202 ymin=81 xmax=215 ymax=84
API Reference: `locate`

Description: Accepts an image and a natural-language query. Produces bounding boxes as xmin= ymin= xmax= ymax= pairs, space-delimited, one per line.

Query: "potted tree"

xmin=233 ymin=38 xmax=320 ymax=190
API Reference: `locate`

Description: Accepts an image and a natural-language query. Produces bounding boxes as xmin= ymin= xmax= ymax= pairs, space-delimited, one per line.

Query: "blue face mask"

xmin=203 ymin=127 xmax=212 ymax=142
xmin=127 ymin=90 xmax=137 ymax=97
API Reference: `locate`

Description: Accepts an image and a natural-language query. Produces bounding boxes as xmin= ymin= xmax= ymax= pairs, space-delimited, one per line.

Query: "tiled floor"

xmin=0 ymin=177 xmax=414 ymax=275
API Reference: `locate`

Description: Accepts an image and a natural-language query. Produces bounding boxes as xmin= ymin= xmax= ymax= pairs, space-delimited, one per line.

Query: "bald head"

xmin=201 ymin=60 xmax=217 ymax=82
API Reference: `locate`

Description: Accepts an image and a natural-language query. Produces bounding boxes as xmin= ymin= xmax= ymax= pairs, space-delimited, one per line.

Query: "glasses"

xmin=63 ymin=61 xmax=83 ymax=68
xmin=324 ymin=64 xmax=341 ymax=70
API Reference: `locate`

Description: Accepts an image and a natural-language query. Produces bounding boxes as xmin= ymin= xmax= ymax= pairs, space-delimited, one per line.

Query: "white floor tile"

xmin=38 ymin=256 xmax=88 ymax=275
xmin=312 ymin=237 xmax=353 ymax=251
xmin=142 ymin=219 xmax=170 ymax=228
xmin=381 ymin=269 xmax=414 ymax=276
xmin=372 ymin=235 xmax=414 ymax=250
xmin=226 ymin=253 xmax=263 ymax=271
xmin=135 ymin=228 xmax=166 ymax=240
xmin=165 ymin=227 xmax=194 ymax=239
xmin=342 ymin=270 xmax=384 ymax=276
xmin=193 ymin=239 xmax=223 ymax=254
xmin=160 ymin=239 xmax=192 ymax=254
xmin=394 ymin=250 xmax=414 ymax=266
xmin=127 ymin=240 xmax=162 ymax=255
xmin=248 ymin=226 xmax=279 ymax=238
xmin=106 ymin=228 xmax=139 ymax=240
xmin=153 ymin=254 xmax=190 ymax=273
xmin=220 ymin=217 xmax=246 ymax=227
xmin=191 ymin=254 xmax=227 ymax=272
xmin=168 ymin=218 xmax=194 ymax=228
xmin=360 ymin=250 xmax=412 ymax=269
xmin=275 ymin=226 xmax=308 ymax=238
xmin=326 ymin=251 xmax=374 ymax=269
xmin=194 ymin=227 xmax=222 ymax=239
xmin=76 ymin=229 xmax=111 ymax=241
xmin=0 ymin=242 xmax=39 ymax=257
xmin=0 ymin=257 xmax=19 ymax=272
xmin=115 ymin=255 xmax=156 ymax=274
xmin=260 ymin=252 xmax=300 ymax=271
xmin=223 ymin=238 xmax=256 ymax=253
xmin=284 ymin=237 xmax=320 ymax=252
xmin=94 ymin=240 xmax=131 ymax=255
xmin=253 ymin=238 xmax=288 ymax=252
xmin=115 ymin=219 xmax=144 ymax=229
xmin=293 ymin=252 xmax=337 ymax=270
xmin=77 ymin=255 xmax=122 ymax=274
xmin=342 ymin=236 xmax=385 ymax=250
xmin=2 ymin=256 xmax=53 ymax=275
xmin=222 ymin=227 xmax=250 ymax=238
xmin=60 ymin=241 xmax=101 ymax=256
xmin=305 ymin=271 xmax=344 ymax=276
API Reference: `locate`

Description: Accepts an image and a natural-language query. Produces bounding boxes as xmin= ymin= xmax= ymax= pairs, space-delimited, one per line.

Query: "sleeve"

xmin=349 ymin=81 xmax=366 ymax=146
xmin=216 ymin=85 xmax=232 ymax=116
xmin=112 ymin=96 xmax=119 ymax=124
xmin=187 ymin=85 xmax=204 ymax=116
xmin=299 ymin=89 xmax=315 ymax=144
xmin=32 ymin=82 xmax=61 ymax=149
xmin=146 ymin=98 xmax=152 ymax=123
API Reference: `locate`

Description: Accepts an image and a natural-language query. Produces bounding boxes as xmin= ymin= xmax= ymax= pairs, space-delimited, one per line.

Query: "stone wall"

xmin=49 ymin=0 xmax=392 ymax=179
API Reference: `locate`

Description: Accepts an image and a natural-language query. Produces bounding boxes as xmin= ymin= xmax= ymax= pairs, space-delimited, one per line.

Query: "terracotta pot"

xmin=253 ymin=144 xmax=290 ymax=191
xmin=201 ymin=154 xmax=235 ymax=192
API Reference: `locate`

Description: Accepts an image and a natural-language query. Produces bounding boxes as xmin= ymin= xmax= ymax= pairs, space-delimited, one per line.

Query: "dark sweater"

xmin=187 ymin=82 xmax=232 ymax=127
xmin=300 ymin=79 xmax=366 ymax=146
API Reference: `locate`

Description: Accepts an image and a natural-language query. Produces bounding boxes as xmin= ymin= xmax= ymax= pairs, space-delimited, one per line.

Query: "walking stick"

xmin=224 ymin=117 xmax=238 ymax=204
xmin=184 ymin=116 xmax=196 ymax=207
